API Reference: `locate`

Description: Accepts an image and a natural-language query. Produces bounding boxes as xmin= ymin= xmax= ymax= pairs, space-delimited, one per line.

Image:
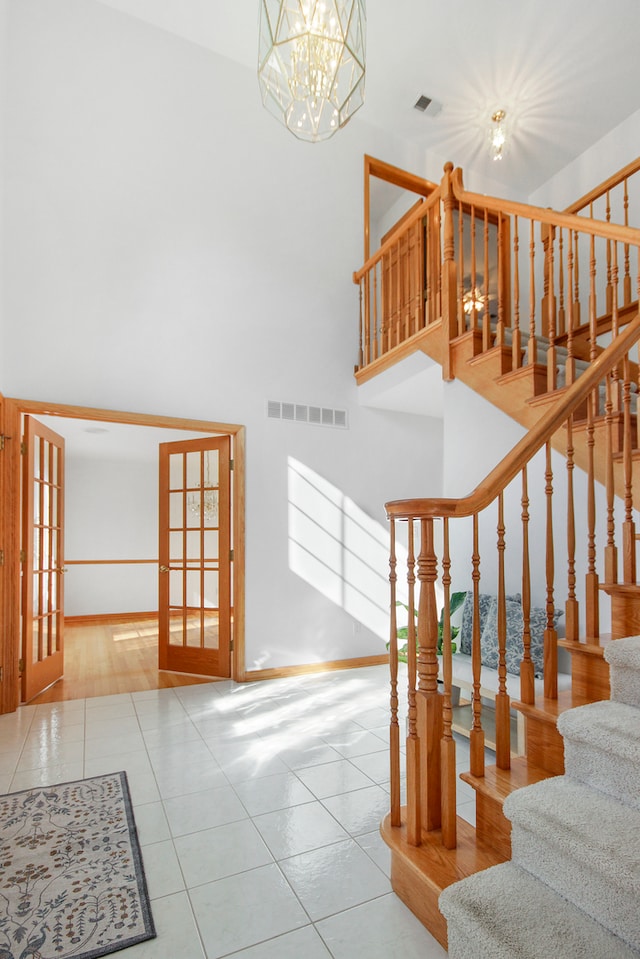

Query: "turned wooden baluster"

xmin=406 ymin=519 xmax=422 ymax=845
xmin=565 ymin=230 xmax=576 ymax=386
xmin=357 ymin=280 xmax=364 ymax=369
xmin=622 ymin=351 xmax=636 ymax=584
xmin=585 ymin=231 xmax=600 ymax=638
xmin=495 ymin=213 xmax=505 ymax=347
xmin=606 ymin=190 xmax=613 ymax=315
xmin=416 ymin=518 xmax=443 ymax=830
xmin=565 ymin=417 xmax=580 ymax=641
xmin=546 ymin=227 xmax=557 ymax=393
xmin=520 ymin=466 xmax=535 ymax=704
xmin=470 ymin=514 xmax=485 ymax=777
xmin=557 ymin=228 xmax=566 ymax=335
xmin=373 ymin=265 xmax=380 ymax=359
xmin=388 ymin=518 xmax=401 ymax=827
xmin=412 ymin=222 xmax=422 ymax=335
xmin=586 ymin=413 xmax=600 ymax=641
xmin=381 ymin=253 xmax=390 ymax=357
xmin=543 ymin=442 xmax=558 ymax=698
xmin=441 ymin=163 xmax=457 ymax=382
xmin=604 ymin=368 xmax=618 ymax=585
xmin=470 ymin=205 xmax=478 ymax=333
xmin=605 ymin=242 xmax=620 ymax=586
xmin=402 ymin=232 xmax=410 ymax=342
xmin=528 ymin=220 xmax=538 ymax=366
xmin=482 ymin=209 xmax=491 ymax=352
xmin=585 ymin=390 xmax=600 ymax=639
xmin=457 ymin=201 xmax=465 ymax=336
xmin=495 ymin=493 xmax=511 ymax=769
xmin=573 ymin=230 xmax=581 ymax=327
xmin=589 ymin=208 xmax=598 ymax=352
xmin=623 ymin=178 xmax=631 ymax=306
xmin=394 ymin=238 xmax=401 ymax=347
xmin=440 ymin=518 xmax=457 ymax=849
xmin=512 ymin=215 xmax=522 ymax=370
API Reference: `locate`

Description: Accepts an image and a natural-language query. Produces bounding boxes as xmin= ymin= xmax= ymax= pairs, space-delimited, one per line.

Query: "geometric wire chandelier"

xmin=258 ymin=0 xmax=366 ymax=142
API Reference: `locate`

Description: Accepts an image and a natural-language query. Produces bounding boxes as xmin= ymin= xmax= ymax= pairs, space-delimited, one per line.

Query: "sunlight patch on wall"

xmin=287 ymin=457 xmax=399 ymax=639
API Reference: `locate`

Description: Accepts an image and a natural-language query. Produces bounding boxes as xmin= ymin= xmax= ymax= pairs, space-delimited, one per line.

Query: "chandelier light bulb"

xmin=489 ymin=109 xmax=508 ymax=161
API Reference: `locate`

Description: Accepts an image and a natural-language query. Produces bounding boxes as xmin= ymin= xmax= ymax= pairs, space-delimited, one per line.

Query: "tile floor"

xmin=0 ymin=664 xmax=485 ymax=958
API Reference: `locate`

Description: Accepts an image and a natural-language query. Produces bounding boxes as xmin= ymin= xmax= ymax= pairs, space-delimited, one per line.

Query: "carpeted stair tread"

xmin=605 ymin=636 xmax=640 ymax=708
xmin=558 ymin=700 xmax=640 ymax=761
xmin=439 ymin=862 xmax=640 ymax=959
xmin=504 ymin=776 xmax=640 ymax=948
xmin=558 ymin=700 xmax=640 ymax=809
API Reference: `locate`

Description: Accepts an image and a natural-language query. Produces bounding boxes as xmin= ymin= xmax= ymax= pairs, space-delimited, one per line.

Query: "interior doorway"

xmin=0 ymin=397 xmax=246 ymax=714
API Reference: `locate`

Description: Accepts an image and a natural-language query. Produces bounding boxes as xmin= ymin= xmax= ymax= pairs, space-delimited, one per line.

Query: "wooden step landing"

xmin=513 ymin=689 xmax=595 ymax=776
xmin=601 ymin=583 xmax=640 ymax=639
xmin=559 ymin=635 xmax=611 ymax=700
xmin=381 ymin=810 xmax=506 ymax=949
xmin=460 ymin=756 xmax=551 ymax=859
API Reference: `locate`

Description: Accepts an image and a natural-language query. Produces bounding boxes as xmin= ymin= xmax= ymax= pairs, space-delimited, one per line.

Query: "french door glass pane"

xmin=204 ymin=530 xmax=219 ymax=559
xmin=169 ymin=452 xmax=184 ymax=489
xmin=186 ymin=452 xmax=200 ymax=488
xmin=169 ymin=571 xmax=183 ymax=606
xmin=170 ymin=532 xmax=184 ymax=561
xmin=186 ymin=530 xmax=201 ymax=561
xmin=170 ymin=492 xmax=184 ymax=528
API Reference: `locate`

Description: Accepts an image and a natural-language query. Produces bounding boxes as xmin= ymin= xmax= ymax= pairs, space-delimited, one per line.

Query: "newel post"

xmin=441 ymin=162 xmax=458 ymax=382
xmin=416 ymin=518 xmax=443 ymax=831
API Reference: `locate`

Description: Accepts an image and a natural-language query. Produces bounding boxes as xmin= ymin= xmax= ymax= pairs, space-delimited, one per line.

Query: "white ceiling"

xmin=95 ymin=0 xmax=640 ymax=195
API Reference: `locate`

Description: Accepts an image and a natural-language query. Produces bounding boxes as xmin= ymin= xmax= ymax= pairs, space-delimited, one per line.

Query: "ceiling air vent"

xmin=414 ymin=94 xmax=432 ymax=112
xmin=267 ymin=400 xmax=348 ymax=430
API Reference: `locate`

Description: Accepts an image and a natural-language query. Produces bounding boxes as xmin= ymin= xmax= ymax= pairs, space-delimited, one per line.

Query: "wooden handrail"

xmin=450 ymin=167 xmax=640 ymax=247
xmin=386 ymin=310 xmax=640 ymax=521
xmin=365 ymin=155 xmax=439 ymax=196
xmin=564 ymin=156 xmax=640 ymax=215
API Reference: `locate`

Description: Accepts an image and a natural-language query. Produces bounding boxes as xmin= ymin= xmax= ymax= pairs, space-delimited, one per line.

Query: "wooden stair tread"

xmin=525 ymin=382 xmax=572 ymax=408
xmin=600 ymin=582 xmax=640 ymax=596
xmin=381 ymin=810 xmax=504 ymax=883
xmin=460 ymin=756 xmax=551 ymax=802
xmin=381 ymin=809 xmax=506 ymax=948
xmin=467 ymin=344 xmax=511 ymax=367
xmin=559 ymin=636 xmax=609 ymax=657
xmin=512 ymin=689 xmax=593 ymax=723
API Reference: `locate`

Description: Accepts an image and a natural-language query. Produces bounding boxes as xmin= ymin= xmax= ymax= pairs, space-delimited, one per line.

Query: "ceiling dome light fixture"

xmin=258 ymin=0 xmax=366 ymax=143
xmin=489 ymin=109 xmax=508 ymax=161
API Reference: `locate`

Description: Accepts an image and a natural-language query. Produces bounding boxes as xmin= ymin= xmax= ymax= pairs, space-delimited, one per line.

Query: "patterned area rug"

xmin=0 ymin=771 xmax=156 ymax=959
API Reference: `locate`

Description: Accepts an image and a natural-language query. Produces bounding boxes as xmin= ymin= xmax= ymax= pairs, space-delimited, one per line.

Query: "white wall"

xmin=0 ymin=0 xmax=6 ymax=357
xmin=1 ymin=0 xmax=442 ymax=671
xmin=64 ymin=454 xmax=158 ymax=616
xmin=529 ymin=108 xmax=640 ymax=211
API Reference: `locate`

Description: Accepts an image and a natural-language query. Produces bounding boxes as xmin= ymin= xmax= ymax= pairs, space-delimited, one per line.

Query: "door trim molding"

xmin=1 ymin=398 xmax=246 ymax=711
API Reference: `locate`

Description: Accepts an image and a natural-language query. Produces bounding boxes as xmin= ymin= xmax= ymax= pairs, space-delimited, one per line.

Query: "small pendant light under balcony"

xmin=258 ymin=0 xmax=366 ymax=143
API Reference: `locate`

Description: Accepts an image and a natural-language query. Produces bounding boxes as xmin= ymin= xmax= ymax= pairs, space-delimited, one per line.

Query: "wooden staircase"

xmin=354 ymin=156 xmax=640 ymax=949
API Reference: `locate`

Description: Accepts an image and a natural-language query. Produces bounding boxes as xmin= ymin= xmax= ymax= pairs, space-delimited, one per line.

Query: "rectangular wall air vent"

xmin=267 ymin=400 xmax=349 ymax=429
xmin=414 ymin=94 xmax=432 ymax=112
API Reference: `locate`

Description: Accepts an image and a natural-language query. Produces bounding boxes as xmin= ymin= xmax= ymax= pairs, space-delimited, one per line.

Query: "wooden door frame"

xmin=0 ymin=397 xmax=246 ymax=713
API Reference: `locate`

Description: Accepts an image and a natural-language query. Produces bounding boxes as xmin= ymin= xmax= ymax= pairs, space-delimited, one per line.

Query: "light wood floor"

xmin=27 ymin=618 xmax=218 ymax=706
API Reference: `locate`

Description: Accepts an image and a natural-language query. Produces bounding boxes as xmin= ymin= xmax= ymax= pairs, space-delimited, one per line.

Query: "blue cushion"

xmin=479 ymin=597 xmax=563 ymax=677
xmin=459 ymin=590 xmax=521 ymax=656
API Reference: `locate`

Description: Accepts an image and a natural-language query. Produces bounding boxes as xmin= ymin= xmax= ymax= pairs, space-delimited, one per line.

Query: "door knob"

xmin=159 ymin=565 xmax=170 ymax=573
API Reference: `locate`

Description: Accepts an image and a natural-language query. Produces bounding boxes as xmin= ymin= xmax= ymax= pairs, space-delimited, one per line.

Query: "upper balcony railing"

xmin=354 ymin=160 xmax=640 ymax=388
